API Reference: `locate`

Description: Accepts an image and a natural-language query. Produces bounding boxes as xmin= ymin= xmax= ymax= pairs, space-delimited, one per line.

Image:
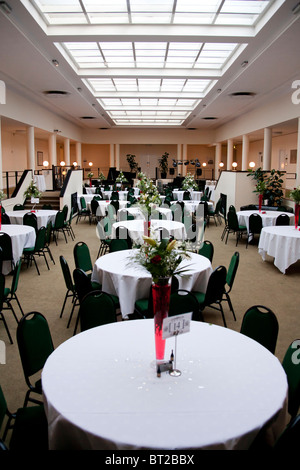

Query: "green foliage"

xmin=126 ymin=154 xmax=138 ymax=172
xmin=247 ymin=167 xmax=284 ymax=206
xmin=158 ymin=152 xmax=169 ymax=175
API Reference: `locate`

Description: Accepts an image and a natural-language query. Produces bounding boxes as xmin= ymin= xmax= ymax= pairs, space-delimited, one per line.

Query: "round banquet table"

xmin=92 ymin=249 xmax=212 ymax=319
xmin=42 ymin=320 xmax=288 ymax=450
xmin=111 ymin=219 xmax=186 ymax=244
xmin=237 ymin=210 xmax=294 ymax=234
xmin=258 ymin=225 xmax=300 ymax=273
xmin=0 ymin=224 xmax=36 ymax=274
xmin=95 ymin=200 xmax=129 ymax=217
xmin=117 ymin=206 xmax=172 ymax=221
xmin=172 ymin=190 xmax=203 ymax=201
xmin=6 ymin=209 xmax=58 ymax=230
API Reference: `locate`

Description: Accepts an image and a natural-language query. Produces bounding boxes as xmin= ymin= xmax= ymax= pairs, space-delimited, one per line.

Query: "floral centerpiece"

xmin=87 ymin=171 xmax=94 ymax=187
xmin=182 ymin=173 xmax=198 ymax=191
xmin=131 ymin=236 xmax=191 ymax=362
xmin=136 ymin=172 xmax=161 ymax=234
xmin=98 ymin=172 xmax=106 ymax=181
xmin=289 ymin=186 xmax=300 ymax=228
xmin=24 ymin=180 xmax=42 ymax=200
xmin=116 ymin=171 xmax=128 ymax=184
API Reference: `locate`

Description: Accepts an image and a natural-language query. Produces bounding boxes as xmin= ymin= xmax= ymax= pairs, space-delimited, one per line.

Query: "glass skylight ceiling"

xmin=27 ymin=0 xmax=274 ymax=126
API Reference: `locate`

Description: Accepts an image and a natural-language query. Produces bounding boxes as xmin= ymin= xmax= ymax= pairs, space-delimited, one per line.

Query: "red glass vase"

xmin=295 ymin=203 xmax=300 ymax=229
xmin=258 ymin=194 xmax=263 ymax=212
xmin=152 ymin=278 xmax=171 ymax=362
xmin=89 ymin=178 xmax=92 ymax=187
xmin=144 ymin=220 xmax=151 ymax=237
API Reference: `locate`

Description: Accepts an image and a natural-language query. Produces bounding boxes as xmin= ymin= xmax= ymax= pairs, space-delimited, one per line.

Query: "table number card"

xmin=162 ymin=312 xmax=192 ymax=340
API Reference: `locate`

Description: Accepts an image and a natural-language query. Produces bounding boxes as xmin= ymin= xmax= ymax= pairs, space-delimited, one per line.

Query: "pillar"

xmin=115 ymin=144 xmax=120 ymax=170
xmin=242 ymin=134 xmax=249 ymax=171
xmin=263 ymin=127 xmax=272 ymax=171
xmin=48 ymin=133 xmax=57 ymax=166
xmin=27 ymin=126 xmax=35 ymax=171
xmin=109 ymin=144 xmax=114 ymax=168
xmin=64 ymin=138 xmax=70 ymax=166
xmin=75 ymin=142 xmax=82 ymax=167
xmin=182 ymin=144 xmax=188 ymax=176
xmin=227 ymin=139 xmax=233 ymax=170
xmin=215 ymin=143 xmax=222 ymax=179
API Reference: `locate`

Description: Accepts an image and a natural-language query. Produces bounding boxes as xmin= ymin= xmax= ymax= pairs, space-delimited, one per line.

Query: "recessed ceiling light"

xmin=43 ymin=90 xmax=70 ymax=98
xmin=229 ymin=92 xmax=256 ymax=98
xmin=202 ymin=117 xmax=217 ymax=120
xmin=80 ymin=116 xmax=96 ymax=119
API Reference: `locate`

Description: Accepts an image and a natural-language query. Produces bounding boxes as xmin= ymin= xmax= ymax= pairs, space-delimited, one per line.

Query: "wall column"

xmin=48 ymin=133 xmax=57 ymax=166
xmin=115 ymin=144 xmax=120 ymax=170
xmin=75 ymin=142 xmax=82 ymax=167
xmin=215 ymin=143 xmax=221 ymax=179
xmin=64 ymin=138 xmax=70 ymax=166
xmin=241 ymin=134 xmax=249 ymax=171
xmin=263 ymin=127 xmax=272 ymax=171
xmin=182 ymin=144 xmax=188 ymax=176
xmin=26 ymin=126 xmax=35 ymax=172
xmin=227 ymin=139 xmax=233 ymax=170
xmin=109 ymin=144 xmax=115 ymax=168
xmin=296 ymin=117 xmax=300 ymax=186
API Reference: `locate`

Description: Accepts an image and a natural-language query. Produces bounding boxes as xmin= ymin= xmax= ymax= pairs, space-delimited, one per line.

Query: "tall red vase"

xmin=89 ymin=178 xmax=92 ymax=187
xmin=258 ymin=194 xmax=263 ymax=212
xmin=295 ymin=203 xmax=300 ymax=229
xmin=152 ymin=278 xmax=171 ymax=362
xmin=144 ymin=220 xmax=151 ymax=237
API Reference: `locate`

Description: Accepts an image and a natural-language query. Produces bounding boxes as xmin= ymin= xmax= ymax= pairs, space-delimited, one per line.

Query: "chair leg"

xmin=0 ymin=312 xmax=13 ymax=344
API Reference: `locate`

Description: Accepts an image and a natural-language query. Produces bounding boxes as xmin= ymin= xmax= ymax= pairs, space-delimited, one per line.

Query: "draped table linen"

xmin=92 ymin=249 xmax=212 ymax=318
xmin=0 ymin=225 xmax=36 ymax=274
xmin=6 ymin=210 xmax=58 ymax=230
xmin=237 ymin=210 xmax=294 ymax=234
xmin=258 ymin=225 xmax=300 ymax=273
xmin=42 ymin=320 xmax=288 ymax=450
xmin=111 ymin=219 xmax=186 ymax=244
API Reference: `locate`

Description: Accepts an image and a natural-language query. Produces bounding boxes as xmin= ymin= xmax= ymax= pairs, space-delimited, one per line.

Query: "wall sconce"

xmin=43 ymin=160 xmax=49 ymax=167
xmin=249 ymin=161 xmax=255 ymax=168
xmin=88 ymin=161 xmax=93 ymax=167
xmin=232 ymin=162 xmax=238 ymax=170
xmin=202 ymin=162 xmax=207 ymax=167
xmin=73 ymin=162 xmax=78 ymax=167
xmin=60 ymin=161 xmax=65 ymax=167
xmin=219 ymin=162 xmax=224 ymax=168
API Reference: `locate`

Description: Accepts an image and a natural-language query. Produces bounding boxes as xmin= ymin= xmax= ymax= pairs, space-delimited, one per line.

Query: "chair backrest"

xmin=59 ymin=255 xmax=74 ymax=292
xmin=42 ymin=204 xmax=52 ymax=210
xmin=109 ymin=239 xmax=129 ymax=252
xmin=54 ymin=210 xmax=65 ymax=229
xmin=249 ymin=213 xmax=262 ymax=234
xmin=227 ymin=210 xmax=239 ymax=231
xmin=282 ymin=340 xmax=300 ymax=418
xmin=0 ymin=273 xmax=5 ymax=311
xmin=73 ymin=268 xmax=94 ymax=303
xmin=80 ymin=197 xmax=87 ymax=209
xmin=1 ymin=213 xmax=10 ymax=225
xmin=79 ymin=290 xmax=117 ymax=332
xmin=240 ymin=305 xmax=279 ymax=354
xmin=23 ymin=212 xmax=38 ymax=231
xmin=204 ymin=266 xmax=227 ymax=305
xmin=226 ymin=251 xmax=239 ymax=289
xmin=102 ymin=216 xmax=112 ymax=237
xmin=276 ymin=214 xmax=290 ymax=226
xmin=13 ymin=204 xmax=24 ymax=211
xmin=183 ymin=191 xmax=191 ymax=200
xmin=62 ymin=205 xmax=68 ymax=221
xmin=273 ymin=414 xmax=300 ymax=450
xmin=198 ymin=201 xmax=208 ymax=217
xmin=91 ymin=198 xmax=99 ymax=215
xmin=16 ymin=312 xmax=54 ymax=380
xmin=73 ymin=241 xmax=93 ymax=273
xmin=111 ymin=191 xmax=119 ymax=200
xmin=0 ymin=232 xmax=13 ymax=261
xmin=198 ymin=240 xmax=214 ymax=262
xmin=10 ymin=259 xmax=22 ymax=295
xmin=45 ymin=221 xmax=52 ymax=245
xmin=169 ymin=289 xmax=199 ymax=319
xmin=35 ymin=226 xmax=46 ymax=250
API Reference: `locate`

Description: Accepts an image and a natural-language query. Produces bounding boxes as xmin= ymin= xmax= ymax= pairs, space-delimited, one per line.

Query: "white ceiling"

xmin=0 ymin=0 xmax=300 ymax=139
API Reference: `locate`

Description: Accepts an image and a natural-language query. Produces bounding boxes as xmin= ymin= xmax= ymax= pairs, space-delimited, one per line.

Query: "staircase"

xmin=23 ymin=191 xmax=61 ymax=210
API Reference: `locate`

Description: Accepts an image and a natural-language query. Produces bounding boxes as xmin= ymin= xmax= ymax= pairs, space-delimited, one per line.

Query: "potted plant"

xmin=98 ymin=172 xmax=106 ymax=182
xmin=126 ymin=154 xmax=138 ymax=174
xmin=158 ymin=152 xmax=169 ymax=178
xmin=247 ymin=167 xmax=284 ymax=207
xmin=24 ymin=180 xmax=42 ymax=209
xmin=289 ymin=186 xmax=300 ymax=227
xmin=182 ymin=173 xmax=198 ymax=191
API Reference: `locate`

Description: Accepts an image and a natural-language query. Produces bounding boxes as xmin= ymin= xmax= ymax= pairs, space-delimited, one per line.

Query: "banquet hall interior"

xmin=0 ymin=0 xmax=300 ymax=451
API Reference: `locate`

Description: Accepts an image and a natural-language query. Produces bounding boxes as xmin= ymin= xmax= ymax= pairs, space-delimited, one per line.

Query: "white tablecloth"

xmin=237 ymin=210 xmax=294 ymax=233
xmin=103 ymin=191 xmax=129 ymax=201
xmin=42 ymin=320 xmax=288 ymax=450
xmin=117 ymin=207 xmax=172 ymax=221
xmin=0 ymin=225 xmax=36 ymax=274
xmin=258 ymin=225 xmax=300 ymax=273
xmin=92 ymin=250 xmax=212 ymax=318
xmin=34 ymin=175 xmax=46 ymax=192
xmin=6 ymin=210 xmax=58 ymax=230
xmin=85 ymin=187 xmax=96 ymax=194
xmin=170 ymin=200 xmax=213 ymax=213
xmin=173 ymin=190 xmax=203 ymax=201
xmin=111 ymin=219 xmax=186 ymax=244
xmin=95 ymin=200 xmax=129 ymax=217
